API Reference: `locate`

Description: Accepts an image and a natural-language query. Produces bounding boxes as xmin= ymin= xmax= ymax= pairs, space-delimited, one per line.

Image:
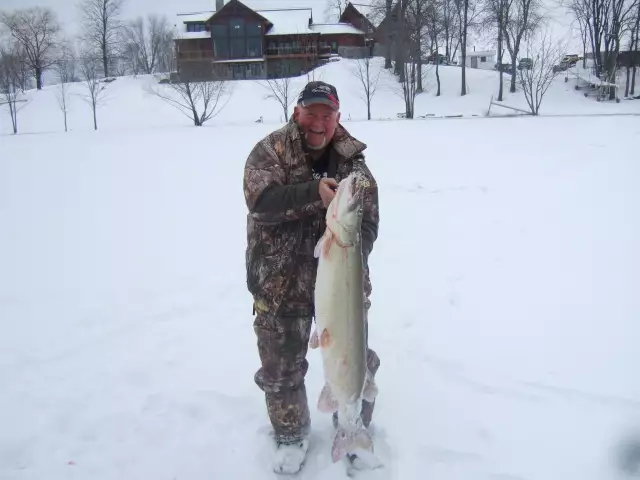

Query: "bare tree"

xmin=504 ymin=0 xmax=543 ymax=93
xmin=455 ymin=0 xmax=482 ymax=95
xmin=147 ymin=77 xmax=232 ymax=126
xmin=54 ymin=42 xmax=76 ymax=132
xmin=324 ymin=0 xmax=345 ymax=22
xmin=368 ymin=0 xmax=396 ymax=69
xmin=261 ymin=76 xmax=296 ymax=122
xmin=0 ymin=7 xmax=61 ymax=90
xmin=123 ymin=14 xmax=173 ymax=75
xmin=441 ymin=0 xmax=461 ymax=61
xmin=78 ymin=52 xmax=109 ymax=130
xmin=402 ymin=0 xmax=430 ymax=92
xmin=352 ymin=56 xmax=381 ymax=119
xmin=425 ymin=0 xmax=446 ymax=96
xmin=78 ymin=0 xmax=125 ymax=78
xmin=568 ymin=0 xmax=591 ymax=68
xmin=0 ymin=43 xmax=29 ymax=134
xmin=518 ymin=30 xmax=565 ymax=114
xmin=565 ymin=0 xmax=638 ymax=99
xmin=630 ymin=0 xmax=639 ymax=95
xmin=394 ymin=60 xmax=425 ymax=118
xmin=481 ymin=0 xmax=515 ymax=100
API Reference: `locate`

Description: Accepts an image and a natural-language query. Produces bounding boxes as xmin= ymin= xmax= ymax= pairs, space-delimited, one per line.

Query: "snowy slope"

xmin=2 ymin=111 xmax=640 ymax=479
xmin=2 ymin=56 xmax=639 ymax=136
xmin=1 ymin=54 xmax=640 ymax=480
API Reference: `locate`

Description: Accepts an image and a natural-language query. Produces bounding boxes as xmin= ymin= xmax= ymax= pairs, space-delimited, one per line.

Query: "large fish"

xmin=310 ymin=172 xmax=380 ymax=467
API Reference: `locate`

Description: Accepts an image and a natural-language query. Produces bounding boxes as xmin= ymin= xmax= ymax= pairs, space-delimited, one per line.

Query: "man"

xmin=243 ymin=81 xmax=380 ymax=474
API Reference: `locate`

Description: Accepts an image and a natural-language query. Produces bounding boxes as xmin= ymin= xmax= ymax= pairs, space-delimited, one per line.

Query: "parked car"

xmin=518 ymin=58 xmax=532 ymax=70
xmin=561 ymin=54 xmax=580 ymax=66
xmin=553 ymin=61 xmax=571 ymax=73
xmin=494 ymin=62 xmax=512 ymax=73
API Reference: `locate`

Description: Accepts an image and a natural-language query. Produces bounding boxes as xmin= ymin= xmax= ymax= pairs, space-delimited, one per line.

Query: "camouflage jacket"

xmin=243 ymin=118 xmax=379 ymax=317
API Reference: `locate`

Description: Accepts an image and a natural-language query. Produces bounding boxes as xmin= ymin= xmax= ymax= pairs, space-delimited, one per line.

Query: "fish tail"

xmin=331 ymin=423 xmax=374 ymax=463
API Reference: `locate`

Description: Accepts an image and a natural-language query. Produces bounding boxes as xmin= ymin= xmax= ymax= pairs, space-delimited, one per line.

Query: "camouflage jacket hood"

xmin=243 ymin=118 xmax=379 ymax=316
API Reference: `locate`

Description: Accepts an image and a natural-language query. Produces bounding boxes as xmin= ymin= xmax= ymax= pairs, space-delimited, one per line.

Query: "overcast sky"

xmin=0 ymin=0 xmax=335 ymax=35
xmin=0 ymin=0 xmax=578 ymax=50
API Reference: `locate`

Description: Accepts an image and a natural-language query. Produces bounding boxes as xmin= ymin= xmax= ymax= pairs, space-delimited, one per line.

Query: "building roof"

xmin=464 ymin=50 xmax=496 ymax=57
xmin=257 ymin=8 xmax=314 ymax=35
xmin=175 ymin=2 xmax=367 ymax=39
xmin=310 ymin=23 xmax=365 ymax=35
xmin=176 ymin=11 xmax=215 ymax=23
xmin=349 ymin=2 xmax=385 ymax=27
xmin=174 ymin=31 xmax=211 ymax=40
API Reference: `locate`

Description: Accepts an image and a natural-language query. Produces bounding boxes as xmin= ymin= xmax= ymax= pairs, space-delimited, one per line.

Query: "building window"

xmin=480 ymin=56 xmax=486 ymax=62
xmin=187 ymin=22 xmax=206 ymax=32
xmin=212 ymin=24 xmax=229 ymax=58
xmin=247 ymin=37 xmax=262 ymax=57
xmin=248 ymin=63 xmax=262 ymax=78
xmin=230 ymin=17 xmax=245 ymax=37
xmin=246 ymin=22 xmax=262 ymax=36
xmin=231 ymin=38 xmax=245 ymax=57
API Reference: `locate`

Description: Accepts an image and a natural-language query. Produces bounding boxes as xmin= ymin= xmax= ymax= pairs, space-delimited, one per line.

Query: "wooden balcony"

xmin=265 ymin=46 xmax=320 ymax=58
xmin=177 ymin=50 xmax=213 ymax=62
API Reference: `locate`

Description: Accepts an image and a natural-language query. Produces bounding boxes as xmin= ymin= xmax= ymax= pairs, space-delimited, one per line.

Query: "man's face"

xmin=293 ymin=103 xmax=341 ymax=150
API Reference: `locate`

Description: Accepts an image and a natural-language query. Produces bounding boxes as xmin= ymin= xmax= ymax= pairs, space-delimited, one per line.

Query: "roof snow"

xmin=465 ymin=50 xmax=496 ymax=57
xmin=257 ymin=8 xmax=314 ymax=35
xmin=174 ymin=31 xmax=211 ymax=40
xmin=349 ymin=2 xmax=385 ymax=27
xmin=176 ymin=11 xmax=215 ymax=23
xmin=310 ymin=23 xmax=365 ymax=35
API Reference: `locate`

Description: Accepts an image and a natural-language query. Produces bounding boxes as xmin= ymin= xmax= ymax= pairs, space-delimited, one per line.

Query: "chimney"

xmin=216 ymin=0 xmax=224 ymax=11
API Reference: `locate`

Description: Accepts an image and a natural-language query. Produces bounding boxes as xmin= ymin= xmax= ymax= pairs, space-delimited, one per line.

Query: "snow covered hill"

xmin=2 ymin=56 xmax=639 ymax=136
xmin=1 ymin=56 xmax=639 ymax=480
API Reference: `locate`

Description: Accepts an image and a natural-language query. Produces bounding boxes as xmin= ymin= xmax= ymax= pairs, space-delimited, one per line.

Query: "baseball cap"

xmin=297 ymin=81 xmax=340 ymax=110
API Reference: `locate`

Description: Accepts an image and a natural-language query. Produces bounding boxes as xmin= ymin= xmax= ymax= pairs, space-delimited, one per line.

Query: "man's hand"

xmin=319 ymin=178 xmax=338 ymax=208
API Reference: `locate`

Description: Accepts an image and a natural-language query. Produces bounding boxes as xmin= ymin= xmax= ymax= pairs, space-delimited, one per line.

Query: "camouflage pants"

xmin=253 ymin=305 xmax=380 ymax=444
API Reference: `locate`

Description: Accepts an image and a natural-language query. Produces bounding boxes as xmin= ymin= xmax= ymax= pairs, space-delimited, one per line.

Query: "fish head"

xmin=326 ymin=173 xmax=365 ymax=247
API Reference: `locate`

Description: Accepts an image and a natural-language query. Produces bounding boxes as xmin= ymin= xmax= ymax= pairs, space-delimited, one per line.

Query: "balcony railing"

xmin=178 ymin=50 xmax=213 ymax=61
xmin=265 ymin=46 xmax=318 ymax=57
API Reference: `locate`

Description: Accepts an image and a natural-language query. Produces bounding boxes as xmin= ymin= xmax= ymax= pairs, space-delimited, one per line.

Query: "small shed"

xmin=459 ymin=50 xmax=496 ymax=70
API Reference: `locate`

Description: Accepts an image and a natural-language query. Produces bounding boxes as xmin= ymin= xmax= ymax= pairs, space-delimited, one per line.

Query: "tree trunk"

xmin=632 ymin=19 xmax=639 ymax=96
xmin=436 ymin=56 xmax=441 ymax=96
xmin=417 ymin=56 xmax=423 ymax=93
xmin=385 ymin=0 xmax=392 ymax=68
xmin=367 ymin=96 xmax=371 ymax=120
xmin=35 ymin=65 xmax=43 ymax=90
xmin=461 ymin=0 xmax=468 ymax=96
xmin=93 ymin=104 xmax=98 ymax=130
xmin=625 ymin=65 xmax=631 ymax=97
xmin=10 ymin=102 xmax=18 ymax=134
xmin=497 ymin=19 xmax=504 ymax=101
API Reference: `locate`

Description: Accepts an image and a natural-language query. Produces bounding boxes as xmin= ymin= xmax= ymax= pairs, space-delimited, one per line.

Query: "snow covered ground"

xmin=1 ymin=58 xmax=639 ymax=480
xmin=2 ymin=57 xmax=639 ymax=137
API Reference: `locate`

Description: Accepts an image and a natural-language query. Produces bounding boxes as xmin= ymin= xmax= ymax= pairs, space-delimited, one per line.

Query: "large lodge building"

xmin=172 ymin=0 xmax=382 ymax=81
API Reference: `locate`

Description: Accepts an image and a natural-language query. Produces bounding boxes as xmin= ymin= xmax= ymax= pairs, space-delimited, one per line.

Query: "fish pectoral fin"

xmin=314 ymin=230 xmax=333 ymax=259
xmin=317 ymin=383 xmax=339 ymax=413
xmin=362 ymin=370 xmax=378 ymax=403
xmin=309 ymin=328 xmax=319 ymax=349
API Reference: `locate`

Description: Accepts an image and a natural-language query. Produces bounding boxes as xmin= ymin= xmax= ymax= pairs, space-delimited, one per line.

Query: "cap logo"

xmin=312 ymin=85 xmax=332 ymax=94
